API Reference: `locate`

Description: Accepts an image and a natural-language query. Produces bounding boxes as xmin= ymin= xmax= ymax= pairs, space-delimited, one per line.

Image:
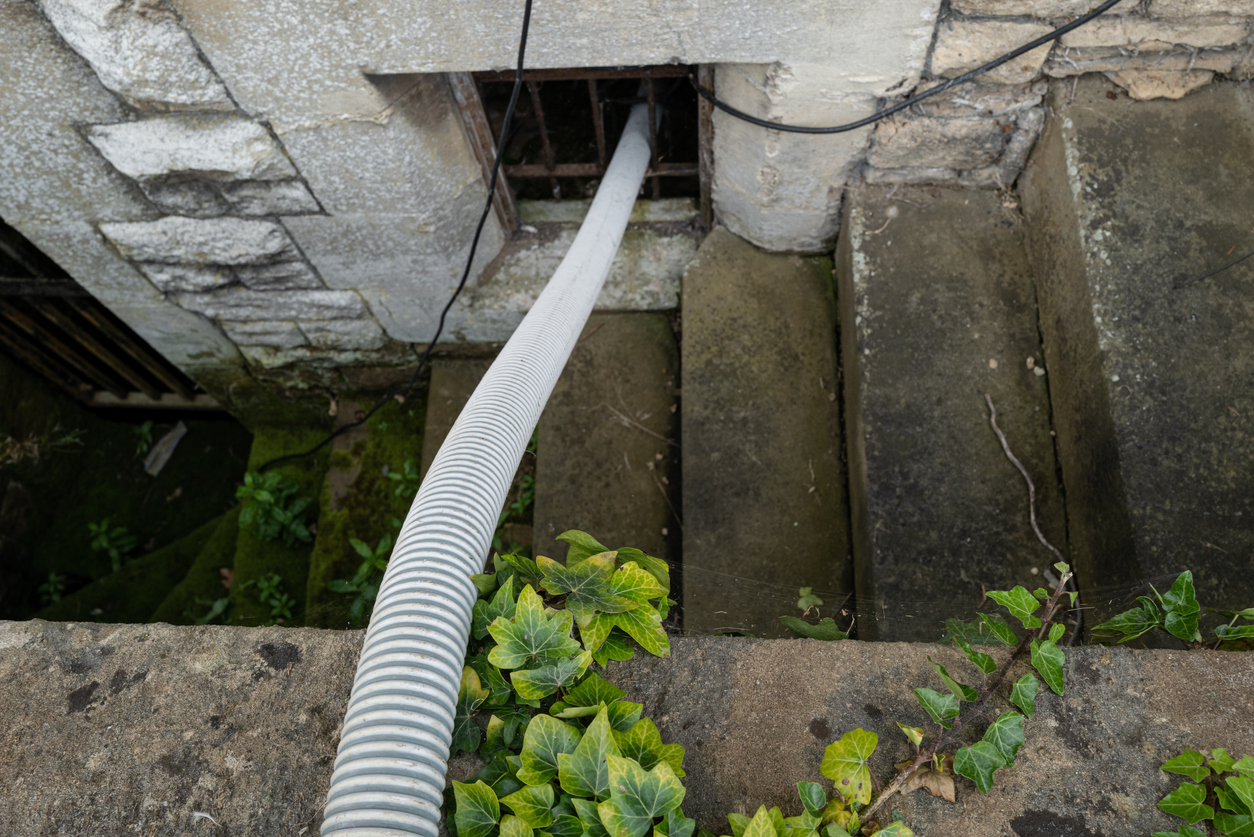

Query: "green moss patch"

xmin=35 ymin=513 xmax=222 ymax=623
xmin=305 ymin=393 xmax=427 ymax=628
xmin=149 ymin=506 xmax=240 ymax=625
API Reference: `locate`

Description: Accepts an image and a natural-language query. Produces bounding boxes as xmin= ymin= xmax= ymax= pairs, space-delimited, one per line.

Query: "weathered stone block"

xmin=137 ymin=263 xmax=234 ymax=293
xmin=838 ymin=187 xmax=1066 ymax=642
xmin=221 ymin=320 xmax=308 ymax=349
xmin=682 ymin=229 xmax=850 ymax=636
xmin=1020 ymin=76 xmax=1254 ymax=618
xmin=1152 ymin=0 xmax=1254 ymax=16
xmin=298 ymin=318 xmax=385 ymax=351
xmin=1106 ymin=68 xmax=1216 ymax=99
xmin=100 ymin=217 xmax=298 ymax=266
xmin=220 ymin=179 xmax=321 ymax=215
xmin=86 ymin=116 xmax=296 ymax=183
xmin=234 ymin=261 xmax=324 ymax=291
xmin=1044 ymin=46 xmax=1237 ymax=76
xmin=952 ymin=0 xmax=1138 ymax=14
xmin=932 ymin=20 xmax=1054 ymax=85
xmin=1060 ymin=15 xmax=1249 ymax=49
xmin=35 ymin=0 xmax=231 ymax=111
xmin=867 ymin=116 xmax=1008 ymax=169
xmin=173 ymin=287 xmax=366 ymax=321
xmin=138 ymin=179 xmax=230 ymax=218
xmin=532 ymin=314 xmax=679 ymax=565
xmin=910 ymin=80 xmax=1047 ymax=119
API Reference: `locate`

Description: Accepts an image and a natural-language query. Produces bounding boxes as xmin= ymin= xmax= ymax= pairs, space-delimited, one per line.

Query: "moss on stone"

xmin=149 ymin=506 xmax=240 ymax=624
xmin=305 ymin=390 xmax=427 ymax=629
xmin=35 ymin=513 xmax=222 ymax=623
xmin=230 ymin=424 xmax=330 ymax=626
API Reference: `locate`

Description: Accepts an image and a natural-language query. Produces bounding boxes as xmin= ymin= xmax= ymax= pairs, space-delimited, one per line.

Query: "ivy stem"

xmin=862 ymin=573 xmax=1072 ymax=821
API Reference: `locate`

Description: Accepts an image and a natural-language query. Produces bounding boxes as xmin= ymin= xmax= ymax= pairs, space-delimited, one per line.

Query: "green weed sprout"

xmin=133 ymin=420 xmax=154 ymax=457
xmin=88 ymin=518 xmax=138 ymax=573
xmin=38 ymin=571 xmax=67 ymax=605
xmin=386 ymin=459 xmax=422 ymax=498
xmin=242 ymin=572 xmax=294 ymax=625
xmin=327 ymin=532 xmax=394 ymax=624
xmin=235 ymin=470 xmax=313 ymax=548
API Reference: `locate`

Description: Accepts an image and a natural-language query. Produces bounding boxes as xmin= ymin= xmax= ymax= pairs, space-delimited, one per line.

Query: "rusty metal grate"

xmin=0 ymin=218 xmax=213 ymax=410
xmin=450 ymin=65 xmax=713 ymax=232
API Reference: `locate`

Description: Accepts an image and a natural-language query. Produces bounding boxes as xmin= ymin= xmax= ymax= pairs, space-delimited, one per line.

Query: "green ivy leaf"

xmin=1211 ymin=750 xmax=1238 ymax=774
xmin=779 ymin=617 xmax=848 ymax=641
xmin=977 ymin=613 xmax=1019 ymax=646
xmin=517 ymin=715 xmax=583 ymax=786
xmin=501 ymin=814 xmax=535 ymax=837
xmin=582 ymin=613 xmax=617 ymax=655
xmin=1207 ymin=607 xmax=1254 ymax=620
xmin=1092 ymin=605 xmax=1161 ymax=643
xmin=468 ymin=654 xmax=514 ymax=706
xmin=558 ymin=705 xmax=622 ymax=800
xmin=1228 ymin=776 xmax=1254 ymax=816
xmin=474 ymin=575 xmax=519 ymax=640
xmin=512 ymin=651 xmax=593 ymax=701
xmin=1212 ymin=812 xmax=1254 ymax=837
xmin=502 ymin=784 xmax=556 ymax=829
xmin=551 ymin=815 xmax=585 ymax=837
xmin=914 ymin=688 xmax=960 ymax=729
xmin=1159 ymin=783 xmax=1214 ymax=823
xmin=819 ymin=728 xmax=877 ymax=806
xmin=982 ymin=712 xmax=1026 ymax=765
xmin=593 ymin=633 xmax=637 ymax=667
xmin=797 ymin=588 xmax=824 ymax=611
xmin=1032 ymin=588 xmax=1050 ymax=601
xmin=614 ymin=605 xmax=671 ymax=658
xmin=953 ymin=742 xmax=1006 ymax=794
xmin=896 ymin=723 xmax=924 ymax=748
xmin=573 ymin=797 xmax=611 ymax=837
xmin=796 ymin=782 xmax=827 ymax=818
xmin=954 ymin=639 xmax=997 ymax=675
xmin=1162 ymin=751 xmax=1211 ymax=783
xmin=1235 ymin=758 xmax=1254 ymax=780
xmin=557 ymin=531 xmax=611 ymax=564
xmin=1010 ymin=674 xmax=1039 ymax=721
xmin=606 ymin=754 xmax=687 ymax=837
xmin=565 ymin=672 xmax=628 ymax=708
xmin=1215 ymin=625 xmax=1254 ymax=641
xmin=1030 ymin=639 xmax=1066 ymax=695
xmin=614 ymin=548 xmax=671 ymax=594
xmin=488 ymin=585 xmax=584 ymax=670
xmin=928 ymin=656 xmax=978 ymax=703
xmin=1049 ymin=623 xmax=1066 ymax=643
xmin=1162 ymin=572 xmax=1201 ymax=616
xmin=875 ymin=825 xmax=913 ymax=837
xmin=606 ymin=701 xmax=644 ymax=733
xmin=987 ymin=587 xmax=1043 ymax=630
xmin=663 ymin=809 xmax=696 ymax=837
xmin=727 ymin=813 xmax=751 ymax=837
xmin=608 ymin=562 xmax=667 ymax=608
xmin=476 ymin=751 xmax=525 ymax=798
xmin=472 ymin=573 xmax=499 ymax=596
xmin=453 ymin=780 xmax=502 ymax=837
xmin=454 ymin=667 xmax=490 ymax=754
xmin=484 ymin=714 xmax=508 ymax=755
xmin=943 ymin=618 xmax=1001 ymax=646
xmin=743 ymin=807 xmax=780 ymax=837
xmin=614 ymin=717 xmax=686 ymax=777
xmin=1151 ymin=827 xmax=1207 ymax=837
xmin=539 ymin=554 xmax=633 ymax=626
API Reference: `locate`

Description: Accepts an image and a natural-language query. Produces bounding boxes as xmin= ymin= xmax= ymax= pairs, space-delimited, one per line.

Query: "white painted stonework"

xmin=86 ymin=117 xmax=296 ymax=182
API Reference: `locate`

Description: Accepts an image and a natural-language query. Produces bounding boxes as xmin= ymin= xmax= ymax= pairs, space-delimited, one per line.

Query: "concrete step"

xmin=681 ymin=229 xmax=851 ymax=637
xmin=532 ymin=313 xmax=680 ymax=564
xmin=838 ymin=187 xmax=1067 ymax=642
xmin=1021 ymin=77 xmax=1254 ymax=623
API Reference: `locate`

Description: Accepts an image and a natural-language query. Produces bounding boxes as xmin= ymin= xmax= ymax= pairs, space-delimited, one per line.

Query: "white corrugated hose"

xmin=320 ymin=100 xmax=654 ymax=837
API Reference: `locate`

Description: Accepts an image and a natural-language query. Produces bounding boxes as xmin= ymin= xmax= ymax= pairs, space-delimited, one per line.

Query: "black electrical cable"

xmin=1176 ymin=247 xmax=1254 ymax=289
xmin=256 ymin=0 xmax=534 ymax=473
xmin=689 ymin=0 xmax=1123 ymax=135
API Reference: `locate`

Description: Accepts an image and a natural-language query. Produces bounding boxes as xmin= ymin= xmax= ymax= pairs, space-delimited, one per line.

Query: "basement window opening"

xmin=451 ymin=65 xmax=707 ymax=231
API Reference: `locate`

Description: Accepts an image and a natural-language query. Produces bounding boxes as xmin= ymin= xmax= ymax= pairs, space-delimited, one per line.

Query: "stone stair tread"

xmin=839 ymin=186 xmax=1067 ymax=642
xmin=681 ymin=228 xmax=851 ymax=637
xmin=149 ymin=506 xmax=241 ymax=625
xmin=532 ymin=313 xmax=680 ymax=564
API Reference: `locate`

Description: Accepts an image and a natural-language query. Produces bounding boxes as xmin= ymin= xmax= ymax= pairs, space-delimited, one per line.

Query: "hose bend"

xmin=321 ymin=101 xmax=654 ymax=837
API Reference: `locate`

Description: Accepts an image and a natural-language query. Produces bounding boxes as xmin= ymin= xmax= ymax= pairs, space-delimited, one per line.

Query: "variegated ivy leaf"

xmin=914 ymin=688 xmax=959 ymax=729
xmin=954 ymin=638 xmax=997 ymax=675
xmin=953 ymin=741 xmax=1006 ymax=794
xmin=538 ymin=553 xmax=634 ymax=627
xmin=468 ymin=653 xmax=514 ymax=706
xmin=928 ymin=656 xmax=978 ymax=703
xmin=982 ymin=712 xmax=1025 ymax=766
xmin=1010 ymin=673 xmax=1038 ymax=720
xmin=896 ymin=723 xmax=924 ymax=748
xmin=875 ymin=824 xmax=913 ymax=837
xmin=558 ymin=705 xmax=622 ymax=800
xmin=987 ymin=587 xmax=1043 ymax=630
xmin=511 ymin=650 xmax=592 ymax=701
xmin=609 ymin=562 xmax=667 ymax=608
xmin=452 ymin=780 xmax=501 ymax=837
xmin=606 ymin=701 xmax=645 ymax=733
xmin=614 ymin=604 xmax=671 ymax=658
xmin=473 ymin=574 xmax=518 ymax=640
xmin=796 ymin=781 xmax=827 ymax=818
xmin=1029 ymin=638 xmax=1066 ymax=695
xmin=477 ymin=750 xmax=525 ymax=798
xmin=605 ymin=754 xmax=687 ymax=837
xmin=1157 ymin=783 xmax=1213 ymax=823
xmin=741 ymin=807 xmax=779 ymax=837
xmin=726 ymin=813 xmax=751 ymax=837
xmin=616 ymin=547 xmax=671 ymax=594
xmin=565 ymin=672 xmax=628 ymax=708
xmin=1162 ymin=750 xmax=1211 ymax=783
xmin=820 ymin=728 xmax=877 ymax=806
xmin=978 ymin=613 xmax=1019 ymax=646
xmin=557 ymin=530 xmax=611 ymax=565
xmin=488 ymin=585 xmax=583 ymax=670
xmin=593 ymin=633 xmax=637 ymax=667
xmin=453 ymin=666 xmax=490 ymax=754
xmin=573 ymin=797 xmax=611 ymax=837
xmin=551 ymin=813 xmax=585 ymax=837
xmin=614 ymin=716 xmax=686 ymax=777
xmin=501 ymin=784 xmax=556 ymax=829
xmin=661 ymin=808 xmax=696 ymax=837
xmin=517 ymin=715 xmax=583 ymax=786
xmin=501 ymin=813 xmax=534 ymax=837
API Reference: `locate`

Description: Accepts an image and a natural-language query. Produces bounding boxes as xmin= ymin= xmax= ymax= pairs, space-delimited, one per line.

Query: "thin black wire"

xmin=689 ymin=0 xmax=1124 ymax=134
xmin=257 ymin=0 xmax=535 ymax=473
xmin=1176 ymin=247 xmax=1254 ymax=289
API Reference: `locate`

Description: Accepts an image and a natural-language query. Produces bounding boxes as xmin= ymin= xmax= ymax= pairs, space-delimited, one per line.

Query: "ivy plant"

xmin=236 ymin=470 xmax=314 ymax=548
xmin=1154 ymin=747 xmax=1254 ymax=836
xmin=1091 ymin=571 xmax=1254 ymax=651
xmin=88 ymin=518 xmax=137 ymax=573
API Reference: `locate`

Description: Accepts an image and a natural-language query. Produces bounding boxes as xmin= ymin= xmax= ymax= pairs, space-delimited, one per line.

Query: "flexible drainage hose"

xmin=320 ymin=100 xmax=653 ymax=837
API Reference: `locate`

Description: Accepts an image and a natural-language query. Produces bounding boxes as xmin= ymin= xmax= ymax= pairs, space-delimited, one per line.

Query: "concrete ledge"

xmin=2 ymin=622 xmax=1252 ymax=836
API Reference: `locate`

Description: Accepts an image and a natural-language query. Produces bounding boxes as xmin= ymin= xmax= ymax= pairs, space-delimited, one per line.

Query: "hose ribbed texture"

xmin=321 ymin=102 xmax=653 ymax=837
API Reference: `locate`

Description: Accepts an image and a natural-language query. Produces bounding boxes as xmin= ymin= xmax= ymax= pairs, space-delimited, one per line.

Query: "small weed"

xmin=242 ymin=572 xmax=294 ymax=625
xmin=185 ymin=596 xmax=230 ymax=625
xmin=386 ymin=459 xmax=422 ymax=498
xmin=38 ymin=571 xmax=67 ymax=604
xmin=133 ymin=420 xmax=154 ymax=457
xmin=88 ymin=518 xmax=138 ymax=573
xmin=327 ymin=533 xmax=393 ymax=624
xmin=1 ymin=426 xmax=84 ymax=468
xmin=236 ymin=471 xmax=313 ymax=548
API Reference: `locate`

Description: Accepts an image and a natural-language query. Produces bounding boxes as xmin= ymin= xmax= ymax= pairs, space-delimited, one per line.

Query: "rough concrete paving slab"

xmin=3 ymin=621 xmax=1252 ymax=837
xmin=681 ymin=228 xmax=850 ymax=637
xmin=838 ymin=187 xmax=1067 ymax=642
xmin=532 ymin=313 xmax=680 ymax=564
xmin=1020 ymin=77 xmax=1254 ymax=623
xmin=420 ymin=359 xmax=492 ymax=477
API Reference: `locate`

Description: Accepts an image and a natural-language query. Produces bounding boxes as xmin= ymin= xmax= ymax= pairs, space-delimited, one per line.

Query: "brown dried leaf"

xmin=894 ymin=755 xmax=956 ymax=803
